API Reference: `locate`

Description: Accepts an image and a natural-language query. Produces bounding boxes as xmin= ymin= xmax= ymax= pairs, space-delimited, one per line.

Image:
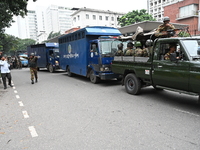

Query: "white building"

xmin=147 ymin=0 xmax=182 ymax=21
xmin=17 ymin=10 xmax=38 ymax=41
xmin=71 ymin=7 xmax=125 ymax=28
xmin=46 ymin=5 xmax=75 ymax=35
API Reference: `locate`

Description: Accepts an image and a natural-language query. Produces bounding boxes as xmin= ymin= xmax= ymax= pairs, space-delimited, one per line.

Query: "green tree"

xmin=47 ymin=31 xmax=61 ymax=40
xmin=0 ymin=0 xmax=37 ymax=37
xmin=16 ymin=38 xmax=36 ymax=52
xmin=118 ymin=9 xmax=156 ymax=27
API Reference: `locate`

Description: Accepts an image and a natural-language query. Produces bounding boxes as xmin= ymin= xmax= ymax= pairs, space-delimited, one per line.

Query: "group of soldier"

xmin=115 ymin=41 xmax=149 ymax=57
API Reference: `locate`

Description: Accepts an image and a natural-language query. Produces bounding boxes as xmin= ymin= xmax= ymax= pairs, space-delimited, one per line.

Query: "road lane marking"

xmin=28 ymin=126 xmax=38 ymax=137
xmin=16 ymin=95 xmax=20 ymax=99
xmin=22 ymin=111 xmax=29 ymax=118
xmin=14 ymin=90 xmax=18 ymax=93
xmin=175 ymin=109 xmax=199 ymax=117
xmin=13 ymin=87 xmax=16 ymax=89
xmin=18 ymin=101 xmax=24 ymax=107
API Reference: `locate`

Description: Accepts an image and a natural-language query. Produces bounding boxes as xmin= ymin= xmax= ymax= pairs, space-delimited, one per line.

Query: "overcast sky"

xmin=27 ymin=0 xmax=148 ymax=13
xmin=6 ymin=0 xmax=148 ymax=37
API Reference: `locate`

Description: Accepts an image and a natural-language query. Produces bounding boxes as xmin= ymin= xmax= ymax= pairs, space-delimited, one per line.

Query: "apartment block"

xmin=147 ymin=0 xmax=182 ymax=21
xmin=164 ymin=0 xmax=200 ymax=35
xmin=71 ymin=7 xmax=125 ymax=28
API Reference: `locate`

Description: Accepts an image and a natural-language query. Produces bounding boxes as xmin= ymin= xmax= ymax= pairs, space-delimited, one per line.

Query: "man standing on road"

xmin=0 ymin=56 xmax=13 ymax=89
xmin=20 ymin=53 xmax=38 ymax=84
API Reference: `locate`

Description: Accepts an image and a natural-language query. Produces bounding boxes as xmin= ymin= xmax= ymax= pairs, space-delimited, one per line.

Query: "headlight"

xmin=100 ymin=65 xmax=110 ymax=71
xmin=55 ymin=61 xmax=59 ymax=65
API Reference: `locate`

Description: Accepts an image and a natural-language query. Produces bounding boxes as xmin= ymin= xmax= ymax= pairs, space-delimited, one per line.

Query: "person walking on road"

xmin=20 ymin=53 xmax=38 ymax=84
xmin=0 ymin=56 xmax=13 ymax=89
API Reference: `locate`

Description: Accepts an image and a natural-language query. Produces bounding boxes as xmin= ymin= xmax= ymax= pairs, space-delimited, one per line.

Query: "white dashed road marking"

xmin=14 ymin=90 xmax=18 ymax=93
xmin=22 ymin=111 xmax=29 ymax=118
xmin=18 ymin=101 xmax=24 ymax=107
xmin=16 ymin=95 xmax=20 ymax=99
xmin=28 ymin=126 xmax=38 ymax=137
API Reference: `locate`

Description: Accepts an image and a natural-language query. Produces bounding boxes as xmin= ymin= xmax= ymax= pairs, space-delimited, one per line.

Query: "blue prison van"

xmin=27 ymin=43 xmax=60 ymax=73
xmin=58 ymin=26 xmax=122 ymax=83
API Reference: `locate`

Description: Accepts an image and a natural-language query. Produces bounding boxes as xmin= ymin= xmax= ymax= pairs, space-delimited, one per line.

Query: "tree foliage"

xmin=0 ymin=0 xmax=37 ymax=37
xmin=118 ymin=9 xmax=156 ymax=27
xmin=47 ymin=31 xmax=61 ymax=40
xmin=0 ymin=34 xmax=36 ymax=55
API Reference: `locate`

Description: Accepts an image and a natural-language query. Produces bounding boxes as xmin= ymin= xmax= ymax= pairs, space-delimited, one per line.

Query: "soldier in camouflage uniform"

xmin=115 ymin=43 xmax=124 ymax=56
xmin=134 ymin=41 xmax=143 ymax=57
xmin=124 ymin=42 xmax=134 ymax=56
xmin=21 ymin=53 xmax=38 ymax=84
xmin=155 ymin=16 xmax=175 ymax=37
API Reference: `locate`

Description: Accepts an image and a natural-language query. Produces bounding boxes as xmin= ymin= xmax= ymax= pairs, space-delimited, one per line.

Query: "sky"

xmin=5 ymin=0 xmax=148 ymax=37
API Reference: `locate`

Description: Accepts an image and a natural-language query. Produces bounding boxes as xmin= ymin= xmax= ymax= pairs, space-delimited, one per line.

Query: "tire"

xmin=67 ymin=66 xmax=73 ymax=77
xmin=124 ymin=73 xmax=141 ymax=95
xmin=48 ymin=64 xmax=55 ymax=73
xmin=89 ymin=70 xmax=100 ymax=84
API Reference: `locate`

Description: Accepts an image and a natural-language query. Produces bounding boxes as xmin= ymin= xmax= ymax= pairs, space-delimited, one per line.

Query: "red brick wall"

xmin=164 ymin=0 xmax=200 ymax=35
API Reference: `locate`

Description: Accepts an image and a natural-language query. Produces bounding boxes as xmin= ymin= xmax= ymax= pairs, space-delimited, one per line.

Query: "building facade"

xmin=164 ymin=0 xmax=200 ymax=35
xmin=147 ymin=0 xmax=183 ymax=21
xmin=71 ymin=7 xmax=125 ymax=28
xmin=46 ymin=5 xmax=75 ymax=35
xmin=17 ymin=10 xmax=38 ymax=41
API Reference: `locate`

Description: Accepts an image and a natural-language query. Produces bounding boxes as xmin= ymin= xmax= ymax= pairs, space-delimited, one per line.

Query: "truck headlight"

xmin=100 ymin=66 xmax=110 ymax=71
xmin=55 ymin=61 xmax=59 ymax=65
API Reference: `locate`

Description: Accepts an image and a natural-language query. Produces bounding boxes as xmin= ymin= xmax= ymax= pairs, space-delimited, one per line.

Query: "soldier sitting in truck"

xmin=115 ymin=43 xmax=124 ymax=56
xmin=164 ymin=44 xmax=178 ymax=60
xmin=124 ymin=42 xmax=134 ymax=56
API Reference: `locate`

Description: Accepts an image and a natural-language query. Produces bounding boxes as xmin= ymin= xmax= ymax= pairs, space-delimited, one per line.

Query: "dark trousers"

xmin=1 ymin=73 xmax=12 ymax=88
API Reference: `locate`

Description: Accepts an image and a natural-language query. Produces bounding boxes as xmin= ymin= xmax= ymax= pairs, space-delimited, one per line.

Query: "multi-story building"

xmin=46 ymin=5 xmax=75 ymax=35
xmin=71 ymin=7 xmax=125 ymax=28
xmin=164 ymin=0 xmax=200 ymax=36
xmin=17 ymin=10 xmax=38 ymax=41
xmin=147 ymin=0 xmax=182 ymax=21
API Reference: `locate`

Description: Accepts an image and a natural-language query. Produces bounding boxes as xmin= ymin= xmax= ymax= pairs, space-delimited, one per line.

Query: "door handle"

xmin=158 ymin=65 xmax=163 ymax=68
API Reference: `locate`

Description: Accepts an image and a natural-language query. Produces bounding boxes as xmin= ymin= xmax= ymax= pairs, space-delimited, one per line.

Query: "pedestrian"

xmin=0 ymin=56 xmax=13 ymax=89
xmin=20 ymin=53 xmax=38 ymax=84
xmin=155 ymin=16 xmax=175 ymax=37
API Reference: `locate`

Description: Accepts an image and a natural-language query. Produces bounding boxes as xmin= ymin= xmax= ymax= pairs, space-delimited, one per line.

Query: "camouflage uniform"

xmin=155 ymin=23 xmax=175 ymax=37
xmin=124 ymin=48 xmax=134 ymax=56
xmin=135 ymin=48 xmax=143 ymax=57
xmin=142 ymin=48 xmax=149 ymax=57
xmin=164 ymin=53 xmax=170 ymax=60
xmin=115 ymin=49 xmax=123 ymax=56
xmin=22 ymin=55 xmax=38 ymax=84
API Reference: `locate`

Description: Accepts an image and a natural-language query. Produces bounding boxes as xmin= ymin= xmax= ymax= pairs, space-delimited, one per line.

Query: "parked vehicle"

xmin=112 ymin=35 xmax=200 ymax=103
xmin=19 ymin=54 xmax=28 ymax=67
xmin=27 ymin=43 xmax=60 ymax=73
xmin=59 ymin=26 xmax=122 ymax=83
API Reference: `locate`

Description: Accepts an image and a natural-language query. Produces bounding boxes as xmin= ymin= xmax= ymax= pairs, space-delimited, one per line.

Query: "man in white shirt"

xmin=0 ymin=56 xmax=13 ymax=89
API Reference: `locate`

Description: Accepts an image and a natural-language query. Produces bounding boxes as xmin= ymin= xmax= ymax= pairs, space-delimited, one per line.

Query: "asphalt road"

xmin=0 ymin=68 xmax=200 ymax=150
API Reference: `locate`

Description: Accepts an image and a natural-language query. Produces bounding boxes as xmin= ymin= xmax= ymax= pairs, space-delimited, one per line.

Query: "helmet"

xmin=117 ymin=43 xmax=123 ymax=49
xmin=163 ymin=16 xmax=170 ymax=22
xmin=30 ymin=53 xmax=35 ymax=56
xmin=134 ymin=41 xmax=142 ymax=47
xmin=127 ymin=42 xmax=133 ymax=47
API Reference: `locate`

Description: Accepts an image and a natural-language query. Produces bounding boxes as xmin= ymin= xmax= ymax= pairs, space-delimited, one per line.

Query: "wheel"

xmin=124 ymin=73 xmax=141 ymax=95
xmin=48 ymin=64 xmax=55 ymax=73
xmin=89 ymin=70 xmax=100 ymax=84
xmin=67 ymin=66 xmax=73 ymax=77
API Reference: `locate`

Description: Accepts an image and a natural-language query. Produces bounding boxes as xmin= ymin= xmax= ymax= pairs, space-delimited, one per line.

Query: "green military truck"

xmin=111 ymin=37 xmax=200 ymax=103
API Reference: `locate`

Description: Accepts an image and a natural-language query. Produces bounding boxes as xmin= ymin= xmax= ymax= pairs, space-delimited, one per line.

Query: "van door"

xmin=89 ymin=42 xmax=100 ymax=71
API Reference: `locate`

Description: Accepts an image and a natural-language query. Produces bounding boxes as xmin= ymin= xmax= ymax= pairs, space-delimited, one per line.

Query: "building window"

xmin=179 ymin=4 xmax=198 ymax=18
xmin=105 ymin=16 xmax=109 ymax=21
xmin=111 ymin=17 xmax=114 ymax=21
xmin=99 ymin=16 xmax=102 ymax=20
xmin=73 ymin=17 xmax=76 ymax=22
xmin=77 ymin=15 xmax=80 ymax=20
xmin=93 ymin=15 xmax=96 ymax=20
xmin=86 ymin=14 xmax=89 ymax=19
